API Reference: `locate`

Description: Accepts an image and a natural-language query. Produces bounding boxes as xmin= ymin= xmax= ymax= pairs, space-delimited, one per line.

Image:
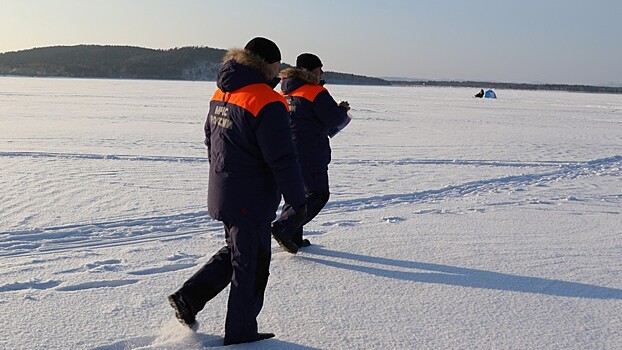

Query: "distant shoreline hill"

xmin=0 ymin=45 xmax=390 ymax=86
xmin=1 ymin=45 xmax=621 ymax=93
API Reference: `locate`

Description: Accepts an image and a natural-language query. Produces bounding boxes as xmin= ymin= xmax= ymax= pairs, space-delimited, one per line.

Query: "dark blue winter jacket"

xmin=279 ymin=68 xmax=349 ymax=172
xmin=205 ymin=50 xmax=305 ymax=225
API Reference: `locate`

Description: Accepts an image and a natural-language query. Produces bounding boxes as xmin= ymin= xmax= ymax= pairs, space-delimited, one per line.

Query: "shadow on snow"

xmin=302 ymin=247 xmax=622 ymax=300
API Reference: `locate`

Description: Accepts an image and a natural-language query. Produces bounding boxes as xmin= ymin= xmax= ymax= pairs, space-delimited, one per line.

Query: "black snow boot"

xmin=271 ymin=226 xmax=299 ymax=254
xmin=294 ymin=238 xmax=311 ymax=248
xmin=168 ymin=292 xmax=196 ymax=329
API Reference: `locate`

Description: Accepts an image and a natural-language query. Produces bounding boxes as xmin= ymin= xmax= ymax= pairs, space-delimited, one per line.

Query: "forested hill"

xmin=2 ymin=45 xmax=620 ymax=93
xmin=0 ymin=45 xmax=225 ymax=80
xmin=0 ymin=45 xmax=391 ymax=85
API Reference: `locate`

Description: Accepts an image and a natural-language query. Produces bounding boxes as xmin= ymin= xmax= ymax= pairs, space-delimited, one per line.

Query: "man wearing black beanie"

xmin=271 ymin=53 xmax=351 ymax=251
xmin=296 ymin=53 xmax=323 ymax=72
xmin=244 ymin=37 xmax=282 ymax=64
xmin=168 ymin=37 xmax=307 ymax=345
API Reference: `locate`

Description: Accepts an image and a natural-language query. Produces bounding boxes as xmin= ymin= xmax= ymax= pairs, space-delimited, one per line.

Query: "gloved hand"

xmin=338 ymin=100 xmax=350 ymax=111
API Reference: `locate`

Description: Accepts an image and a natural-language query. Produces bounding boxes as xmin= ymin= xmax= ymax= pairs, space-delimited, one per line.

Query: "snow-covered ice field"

xmin=1 ymin=77 xmax=621 ymax=349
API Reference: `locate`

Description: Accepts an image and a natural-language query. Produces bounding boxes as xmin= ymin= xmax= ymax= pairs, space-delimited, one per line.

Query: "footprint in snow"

xmin=166 ymin=252 xmax=201 ymax=262
xmin=86 ymin=259 xmax=124 ymax=272
xmin=302 ymin=230 xmax=325 ymax=237
xmin=381 ymin=216 xmax=406 ymax=223
xmin=56 ymin=259 xmax=124 ymax=274
xmin=0 ymin=279 xmax=62 ymax=292
xmin=56 ymin=279 xmax=139 ymax=291
xmin=127 ymin=263 xmax=197 ymax=276
xmin=321 ymin=220 xmax=360 ymax=227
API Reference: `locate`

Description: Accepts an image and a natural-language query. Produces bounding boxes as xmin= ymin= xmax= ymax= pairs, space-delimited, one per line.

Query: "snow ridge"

xmin=0 ymin=151 xmax=207 ymax=164
xmin=0 ymin=211 xmax=217 ymax=258
xmin=2 ymin=156 xmax=619 ymax=259
xmin=326 ymin=155 xmax=621 ymax=211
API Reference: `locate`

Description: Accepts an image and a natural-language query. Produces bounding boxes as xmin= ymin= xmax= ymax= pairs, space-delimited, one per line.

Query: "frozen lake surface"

xmin=1 ymin=77 xmax=621 ymax=349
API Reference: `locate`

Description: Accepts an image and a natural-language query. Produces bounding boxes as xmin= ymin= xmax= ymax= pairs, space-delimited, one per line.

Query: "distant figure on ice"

xmin=271 ymin=53 xmax=351 ymax=253
xmin=168 ymin=37 xmax=307 ymax=346
xmin=475 ymin=89 xmax=485 ymax=98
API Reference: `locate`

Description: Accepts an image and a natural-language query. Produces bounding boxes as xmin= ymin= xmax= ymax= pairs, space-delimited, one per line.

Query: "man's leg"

xmin=292 ymin=190 xmax=329 ymax=246
xmin=293 ymin=170 xmax=330 ymax=246
xmin=273 ymin=170 xmax=329 ymax=247
xmin=169 ymin=223 xmax=234 ymax=326
xmin=224 ymin=222 xmax=273 ymax=345
xmin=272 ymin=203 xmax=301 ymax=253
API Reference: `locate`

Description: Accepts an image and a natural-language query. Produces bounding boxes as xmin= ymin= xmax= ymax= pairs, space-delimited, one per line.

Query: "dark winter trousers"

xmin=274 ymin=170 xmax=330 ymax=244
xmin=176 ymin=221 xmax=271 ymax=344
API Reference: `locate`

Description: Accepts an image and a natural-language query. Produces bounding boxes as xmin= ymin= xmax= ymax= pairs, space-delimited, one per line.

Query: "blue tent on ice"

xmin=484 ymin=90 xmax=497 ymax=98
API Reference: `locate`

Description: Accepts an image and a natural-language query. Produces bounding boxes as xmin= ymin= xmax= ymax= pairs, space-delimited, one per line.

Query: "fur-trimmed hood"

xmin=279 ymin=67 xmax=321 ymax=85
xmin=222 ymin=49 xmax=275 ymax=80
xmin=216 ymin=49 xmax=275 ymax=92
xmin=279 ymin=67 xmax=321 ymax=94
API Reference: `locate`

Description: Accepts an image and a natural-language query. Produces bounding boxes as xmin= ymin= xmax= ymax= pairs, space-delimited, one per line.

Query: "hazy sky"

xmin=1 ymin=0 xmax=621 ymax=85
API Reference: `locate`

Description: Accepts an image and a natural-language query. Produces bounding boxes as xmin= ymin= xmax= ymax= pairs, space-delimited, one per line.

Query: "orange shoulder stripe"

xmin=284 ymin=85 xmax=327 ymax=102
xmin=212 ymin=83 xmax=288 ymax=117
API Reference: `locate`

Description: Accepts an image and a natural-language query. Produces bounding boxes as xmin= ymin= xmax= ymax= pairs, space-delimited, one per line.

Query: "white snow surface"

xmin=1 ymin=77 xmax=621 ymax=350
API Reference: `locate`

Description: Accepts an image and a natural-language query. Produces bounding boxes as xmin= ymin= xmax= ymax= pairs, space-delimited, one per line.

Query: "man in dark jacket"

xmin=271 ymin=53 xmax=350 ymax=253
xmin=168 ymin=37 xmax=307 ymax=346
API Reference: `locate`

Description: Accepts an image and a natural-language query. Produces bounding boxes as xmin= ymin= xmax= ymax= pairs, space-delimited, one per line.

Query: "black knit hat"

xmin=244 ymin=37 xmax=281 ymax=64
xmin=296 ymin=53 xmax=323 ymax=71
